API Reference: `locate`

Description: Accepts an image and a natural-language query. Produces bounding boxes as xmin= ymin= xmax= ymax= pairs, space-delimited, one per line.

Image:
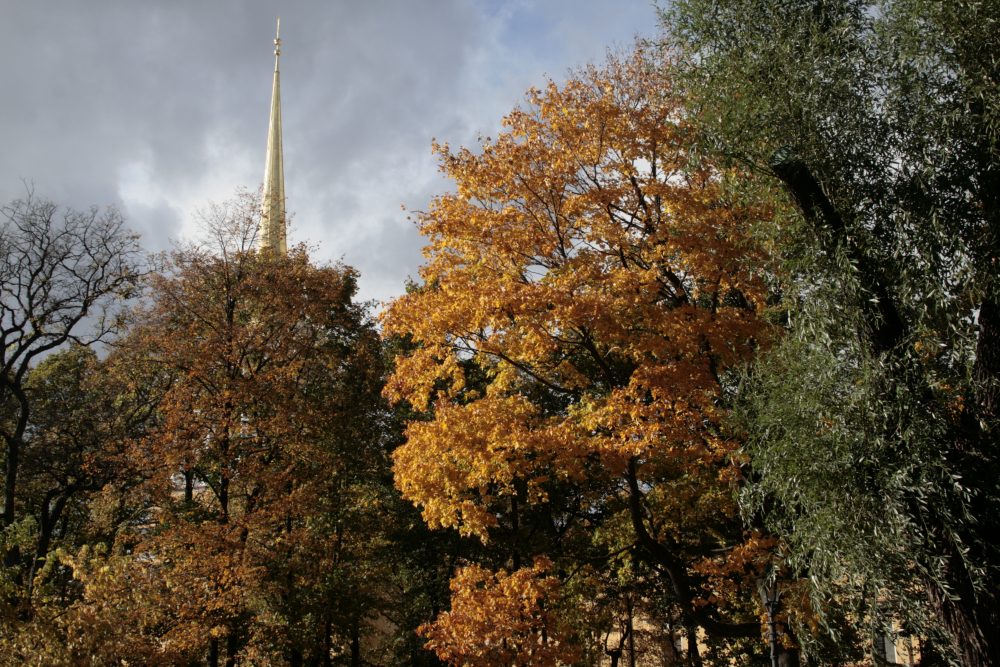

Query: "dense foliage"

xmin=383 ymin=51 xmax=783 ymax=664
xmin=664 ymin=0 xmax=1000 ymax=662
xmin=4 ymin=2 xmax=999 ymax=663
xmin=1 ymin=197 xmax=452 ymax=666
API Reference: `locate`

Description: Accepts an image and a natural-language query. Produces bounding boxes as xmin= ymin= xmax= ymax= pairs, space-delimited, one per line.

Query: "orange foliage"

xmin=384 ymin=48 xmax=777 ymax=646
xmin=113 ymin=220 xmax=383 ymax=661
xmin=421 ymin=558 xmax=580 ymax=667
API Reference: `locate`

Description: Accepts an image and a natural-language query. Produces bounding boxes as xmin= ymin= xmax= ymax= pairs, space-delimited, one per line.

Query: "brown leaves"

xmin=93 ymin=221 xmax=385 ymax=661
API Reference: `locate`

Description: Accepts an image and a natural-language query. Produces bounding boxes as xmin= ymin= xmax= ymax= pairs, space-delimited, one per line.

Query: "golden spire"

xmin=260 ymin=17 xmax=286 ymax=254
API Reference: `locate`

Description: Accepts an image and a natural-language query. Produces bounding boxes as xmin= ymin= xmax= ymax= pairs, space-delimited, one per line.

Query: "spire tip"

xmin=262 ymin=17 xmax=287 ymax=255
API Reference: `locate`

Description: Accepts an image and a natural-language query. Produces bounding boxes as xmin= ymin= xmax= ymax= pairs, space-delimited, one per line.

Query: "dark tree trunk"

xmin=322 ymin=618 xmax=333 ymax=667
xmin=626 ymin=597 xmax=636 ymax=667
xmin=208 ymin=638 xmax=220 ymax=667
xmin=625 ymin=459 xmax=759 ymax=641
xmin=225 ymin=630 xmax=239 ymax=667
xmin=686 ymin=625 xmax=702 ymax=667
xmin=1 ymin=385 xmax=30 ymax=533
xmin=3 ymin=440 xmax=19 ymax=530
xmin=26 ymin=489 xmax=72 ymax=602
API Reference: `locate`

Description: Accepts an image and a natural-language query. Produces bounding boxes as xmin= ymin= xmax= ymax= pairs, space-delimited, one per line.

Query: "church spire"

xmin=260 ymin=17 xmax=286 ymax=254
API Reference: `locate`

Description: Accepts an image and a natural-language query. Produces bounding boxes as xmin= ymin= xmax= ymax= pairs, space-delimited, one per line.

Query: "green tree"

xmin=0 ymin=193 xmax=142 ymax=613
xmin=19 ymin=346 xmax=156 ymax=599
xmin=0 ymin=345 xmax=163 ymax=662
xmin=663 ymin=0 xmax=1000 ymax=661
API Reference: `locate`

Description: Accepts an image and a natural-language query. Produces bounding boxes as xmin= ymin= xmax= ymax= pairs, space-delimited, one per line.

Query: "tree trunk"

xmin=350 ymin=619 xmax=361 ymax=667
xmin=322 ymin=618 xmax=333 ymax=667
xmin=208 ymin=638 xmax=219 ymax=667
xmin=772 ymin=152 xmax=1000 ymax=666
xmin=626 ymin=597 xmax=636 ymax=667
xmin=2 ymin=440 xmax=19 ymax=530
xmin=225 ymin=630 xmax=239 ymax=667
xmin=26 ymin=489 xmax=71 ymax=602
xmin=625 ymin=459 xmax=759 ymax=640
xmin=686 ymin=625 xmax=702 ymax=667
xmin=1 ymin=385 xmax=29 ymax=532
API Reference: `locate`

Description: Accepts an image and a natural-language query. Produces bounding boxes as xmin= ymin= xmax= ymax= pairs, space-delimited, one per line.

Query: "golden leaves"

xmin=420 ymin=558 xmax=580 ymax=667
xmin=386 ymin=47 xmax=782 ymax=651
xmin=385 ymin=47 xmax=774 ymax=535
xmin=393 ymin=395 xmax=556 ymax=541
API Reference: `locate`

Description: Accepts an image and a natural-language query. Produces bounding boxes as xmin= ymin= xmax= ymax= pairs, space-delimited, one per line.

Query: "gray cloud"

xmin=0 ymin=0 xmax=655 ymax=304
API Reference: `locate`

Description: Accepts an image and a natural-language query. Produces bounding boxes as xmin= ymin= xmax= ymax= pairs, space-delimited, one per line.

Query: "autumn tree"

xmin=421 ymin=558 xmax=579 ymax=667
xmin=384 ymin=50 xmax=779 ymax=663
xmin=16 ymin=194 xmax=459 ymax=667
xmin=109 ymin=199 xmax=388 ymax=665
xmin=0 ymin=344 xmax=165 ymax=662
xmin=664 ymin=0 xmax=1000 ymax=661
xmin=0 ymin=193 xmax=455 ymax=666
xmin=0 ymin=193 xmax=142 ymax=612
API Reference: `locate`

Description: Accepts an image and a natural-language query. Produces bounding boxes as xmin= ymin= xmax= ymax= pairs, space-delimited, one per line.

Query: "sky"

xmin=0 ymin=1 xmax=659 ymax=306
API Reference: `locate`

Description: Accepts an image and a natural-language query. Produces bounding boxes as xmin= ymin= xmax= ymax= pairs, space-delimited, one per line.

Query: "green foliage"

xmin=663 ymin=0 xmax=1000 ymax=660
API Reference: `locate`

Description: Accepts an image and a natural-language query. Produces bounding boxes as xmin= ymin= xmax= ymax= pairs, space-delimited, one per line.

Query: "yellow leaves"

xmin=22 ymin=544 xmax=212 ymax=664
xmin=383 ymin=344 xmax=465 ymax=411
xmin=420 ymin=558 xmax=580 ymax=667
xmin=393 ymin=396 xmax=552 ymax=542
xmin=385 ymin=50 xmax=779 ymax=636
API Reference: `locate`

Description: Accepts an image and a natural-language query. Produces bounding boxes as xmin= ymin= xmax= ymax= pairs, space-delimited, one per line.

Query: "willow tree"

xmin=384 ymin=51 xmax=780 ymax=663
xmin=664 ymin=0 xmax=1000 ymax=662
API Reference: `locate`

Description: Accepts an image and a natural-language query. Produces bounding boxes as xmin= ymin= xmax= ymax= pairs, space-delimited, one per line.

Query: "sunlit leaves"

xmin=420 ymin=558 xmax=580 ymax=667
xmin=385 ymin=48 xmax=777 ymax=657
xmin=386 ymin=48 xmax=771 ymax=516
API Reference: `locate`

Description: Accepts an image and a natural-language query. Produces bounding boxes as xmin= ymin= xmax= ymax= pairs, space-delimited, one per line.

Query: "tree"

xmin=384 ymin=50 xmax=778 ymax=662
xmin=0 ymin=341 xmax=171 ymax=663
xmin=20 ymin=346 xmax=157 ymax=597
xmin=0 ymin=191 xmax=455 ymax=666
xmin=664 ymin=0 xmax=1000 ymax=661
xmin=420 ymin=558 xmax=579 ymax=667
xmin=0 ymin=193 xmax=142 ymax=608
xmin=129 ymin=213 xmax=383 ymax=663
xmin=38 ymin=194 xmax=437 ymax=666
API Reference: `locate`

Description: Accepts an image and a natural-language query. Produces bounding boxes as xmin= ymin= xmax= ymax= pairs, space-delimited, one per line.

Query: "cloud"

xmin=0 ymin=0 xmax=655 ymax=304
